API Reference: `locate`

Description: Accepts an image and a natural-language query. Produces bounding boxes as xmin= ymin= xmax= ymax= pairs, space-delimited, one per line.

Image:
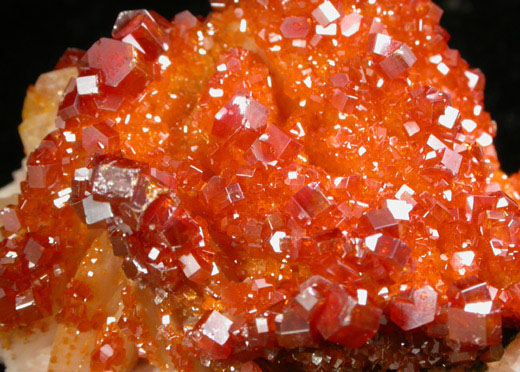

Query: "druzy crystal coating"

xmin=1 ymin=1 xmax=520 ymax=371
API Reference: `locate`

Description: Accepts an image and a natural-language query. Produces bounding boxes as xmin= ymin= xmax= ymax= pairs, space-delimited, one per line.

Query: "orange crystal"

xmin=1 ymin=0 xmax=520 ymax=371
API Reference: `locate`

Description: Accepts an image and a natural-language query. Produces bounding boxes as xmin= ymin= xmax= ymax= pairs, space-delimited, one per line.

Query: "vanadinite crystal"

xmin=2 ymin=1 xmax=520 ymax=371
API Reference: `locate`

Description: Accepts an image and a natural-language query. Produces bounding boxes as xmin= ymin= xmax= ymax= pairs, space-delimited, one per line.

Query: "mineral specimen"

xmin=1 ymin=0 xmax=519 ymax=371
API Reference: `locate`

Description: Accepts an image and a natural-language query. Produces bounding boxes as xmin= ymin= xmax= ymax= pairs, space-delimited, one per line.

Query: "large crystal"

xmin=112 ymin=10 xmax=171 ymax=60
xmin=85 ymin=38 xmax=152 ymax=95
xmin=447 ymin=308 xmax=501 ymax=346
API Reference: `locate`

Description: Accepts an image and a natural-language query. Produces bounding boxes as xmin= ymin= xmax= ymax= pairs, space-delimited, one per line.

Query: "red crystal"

xmin=280 ymin=17 xmax=311 ymax=39
xmin=212 ymin=93 xmax=268 ymax=140
xmin=26 ymin=139 xmax=61 ymax=189
xmin=288 ymin=183 xmax=331 ymax=221
xmin=312 ymin=2 xmax=340 ymax=27
xmin=112 ymin=10 xmax=171 ymax=60
xmin=54 ymin=48 xmax=85 ymax=69
xmin=0 ymin=207 xmax=21 ymax=233
xmin=315 ymin=285 xmax=381 ymax=348
xmin=196 ymin=310 xmax=234 ymax=359
xmin=447 ymin=308 xmax=502 ymax=346
xmin=85 ymin=38 xmax=152 ymax=94
xmin=379 ymin=44 xmax=417 ymax=79
xmin=390 ymin=286 xmax=438 ymax=331
xmin=276 ymin=309 xmax=313 ymax=348
xmin=81 ymin=122 xmax=119 ymax=155
xmin=340 ymin=13 xmax=363 ymax=37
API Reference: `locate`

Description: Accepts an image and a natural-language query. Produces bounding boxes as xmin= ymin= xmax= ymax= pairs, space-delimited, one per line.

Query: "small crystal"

xmin=95 ymin=94 xmax=124 ymax=112
xmin=379 ymin=44 xmax=417 ymax=79
xmin=276 ymin=309 xmax=312 ymax=348
xmin=294 ymin=286 xmax=324 ymax=320
xmin=403 ymin=121 xmax=420 ymax=136
xmin=15 ymin=289 xmax=36 ymax=311
xmin=202 ymin=176 xmax=234 ymax=211
xmin=26 ymin=140 xmax=61 ymax=189
xmin=396 ymin=184 xmax=415 ymax=200
xmin=438 ymin=106 xmax=459 ymax=129
xmin=82 ymin=122 xmax=119 ymax=155
xmin=255 ymin=317 xmax=269 ymax=334
xmin=450 ymin=251 xmax=475 ymax=271
xmin=449 ymin=277 xmax=493 ymax=308
xmin=280 ymin=17 xmax=311 ymax=39
xmin=199 ymin=310 xmax=233 ymax=353
xmin=312 ymin=1 xmax=340 ymax=27
xmin=57 ymin=79 xmax=93 ymax=120
xmin=340 ymin=13 xmax=363 ymax=37
xmin=250 ymin=124 xmax=303 ymax=163
xmin=225 ymin=183 xmax=245 ymax=204
xmin=330 ymin=73 xmax=349 ymax=88
xmin=27 ymin=163 xmax=60 ymax=189
xmin=372 ymin=236 xmax=411 ymax=268
xmin=390 ymin=286 xmax=438 ymax=331
xmin=179 ymin=253 xmax=211 ymax=284
xmin=461 ymin=119 xmax=477 ymax=133
xmin=98 ymin=344 xmax=114 ymax=364
xmin=331 ymin=89 xmax=349 ymax=112
xmin=476 ymin=132 xmax=493 ymax=147
xmin=252 ymin=278 xmax=272 ymax=291
xmin=367 ymin=33 xmax=392 ymax=56
xmin=464 ymin=69 xmax=481 ymax=89
xmin=212 ymin=93 xmax=269 ymax=139
xmin=437 ymin=62 xmax=450 ymax=75
xmin=269 ymin=231 xmax=286 ymax=253
xmin=427 ymin=134 xmax=446 ymax=150
xmin=0 ymin=208 xmax=21 ymax=232
xmin=365 ymin=208 xmax=398 ymax=230
xmin=316 ymin=24 xmax=337 ymax=36
xmin=385 ymin=199 xmax=413 ymax=221
xmin=23 ymin=238 xmax=44 ymax=269
xmin=441 ymin=148 xmax=462 ymax=175
xmin=174 ymin=10 xmax=198 ymax=32
xmin=288 ymin=183 xmax=331 ymax=221
xmin=150 ymin=168 xmax=177 ymax=189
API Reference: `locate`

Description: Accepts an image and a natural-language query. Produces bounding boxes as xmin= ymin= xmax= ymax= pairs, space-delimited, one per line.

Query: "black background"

xmin=0 ymin=1 xmax=519 ymax=369
xmin=1 ymin=1 xmax=519 ymax=187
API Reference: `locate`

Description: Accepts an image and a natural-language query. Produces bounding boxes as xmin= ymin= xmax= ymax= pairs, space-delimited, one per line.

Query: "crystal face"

xmin=2 ymin=1 xmax=520 ymax=371
xmin=85 ymin=38 xmax=152 ymax=95
xmin=390 ymin=286 xmax=438 ymax=331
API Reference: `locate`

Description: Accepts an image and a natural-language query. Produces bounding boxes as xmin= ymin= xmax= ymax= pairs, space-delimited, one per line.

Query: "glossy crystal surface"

xmin=1 ymin=1 xmax=520 ymax=371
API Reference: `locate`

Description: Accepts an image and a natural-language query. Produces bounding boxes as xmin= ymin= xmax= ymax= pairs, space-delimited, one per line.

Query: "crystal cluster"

xmin=1 ymin=1 xmax=520 ymax=371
